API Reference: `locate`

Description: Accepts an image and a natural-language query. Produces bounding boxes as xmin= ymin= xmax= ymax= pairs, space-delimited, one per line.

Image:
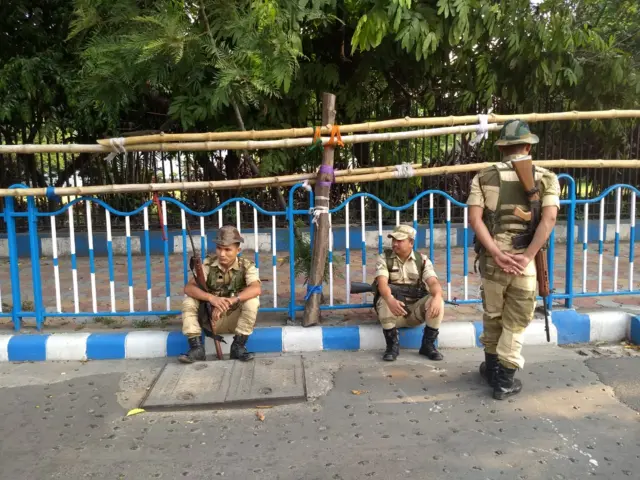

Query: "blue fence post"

xmin=563 ymin=175 xmax=576 ymax=308
xmin=4 ymin=194 xmax=22 ymax=331
xmin=26 ymin=195 xmax=45 ymax=330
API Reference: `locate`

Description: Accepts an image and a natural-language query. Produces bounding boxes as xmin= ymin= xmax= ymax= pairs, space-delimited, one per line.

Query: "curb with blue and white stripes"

xmin=0 ymin=310 xmax=638 ymax=362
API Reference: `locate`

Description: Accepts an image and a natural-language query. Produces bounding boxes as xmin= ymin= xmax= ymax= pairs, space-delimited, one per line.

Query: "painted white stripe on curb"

xmin=438 ymin=323 xmax=476 ymax=348
xmin=46 ymin=333 xmax=90 ymax=361
xmin=0 ymin=335 xmax=11 ymax=362
xmin=523 ymin=320 xmax=558 ymax=345
xmin=125 ymin=331 xmax=169 ymax=359
xmin=589 ymin=311 xmax=630 ymax=343
xmin=358 ymin=326 xmax=386 ymax=350
xmin=283 ymin=326 xmax=323 ymax=352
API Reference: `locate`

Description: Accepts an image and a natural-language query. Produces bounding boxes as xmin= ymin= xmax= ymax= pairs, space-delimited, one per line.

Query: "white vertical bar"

xmin=614 ymin=188 xmax=621 ymax=292
xmin=346 ymin=202 xmax=351 ymax=303
xmin=598 ymin=198 xmax=604 ymax=293
xmin=361 ymin=196 xmax=366 ymax=282
xmin=162 ymin=200 xmax=170 ymax=311
xmin=218 ymin=208 xmax=223 ymax=228
xmin=126 ymin=216 xmax=134 ymax=311
xmin=86 ymin=201 xmax=97 ymax=313
xmin=329 ymin=213 xmax=334 ymax=306
xmin=395 ymin=210 xmax=400 ymax=226
xmin=236 ymin=201 xmax=241 ymax=233
xmin=463 ymin=208 xmax=468 ymax=300
xmin=630 ymin=192 xmax=636 ymax=291
xmin=582 ymin=203 xmax=588 ymax=293
xmin=50 ymin=216 xmax=62 ymax=313
xmin=144 ymin=207 xmax=152 ymax=311
xmin=200 ymin=216 xmax=206 ymax=255
xmin=253 ymin=208 xmax=259 ymax=275
xmin=106 ymin=210 xmax=116 ymax=312
xmin=271 ymin=216 xmax=277 ymax=308
xmin=377 ymin=203 xmax=382 ymax=251
xmin=428 ymin=193 xmax=434 ymax=249
xmin=446 ymin=200 xmax=451 ymax=300
xmin=69 ymin=206 xmax=79 ymax=314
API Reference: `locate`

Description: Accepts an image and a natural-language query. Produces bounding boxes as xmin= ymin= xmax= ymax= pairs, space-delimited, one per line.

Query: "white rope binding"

xmin=470 ymin=108 xmax=494 ymax=146
xmin=106 ymin=137 xmax=127 ymax=162
xmin=309 ymin=205 xmax=329 ymax=225
xmin=394 ymin=162 xmax=415 ymax=178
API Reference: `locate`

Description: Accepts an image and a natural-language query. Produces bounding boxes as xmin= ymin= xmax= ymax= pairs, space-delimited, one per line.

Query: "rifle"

xmin=511 ymin=155 xmax=552 ymax=342
xmin=186 ymin=221 xmax=225 ymax=359
xmin=351 ymin=281 xmax=429 ymax=309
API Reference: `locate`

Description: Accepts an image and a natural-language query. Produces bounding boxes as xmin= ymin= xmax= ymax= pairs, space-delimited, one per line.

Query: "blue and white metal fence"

xmin=0 ymin=175 xmax=639 ymax=332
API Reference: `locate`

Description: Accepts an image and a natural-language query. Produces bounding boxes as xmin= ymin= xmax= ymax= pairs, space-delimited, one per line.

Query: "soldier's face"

xmin=391 ymin=238 xmax=413 ymax=257
xmin=216 ymin=244 xmax=241 ymax=266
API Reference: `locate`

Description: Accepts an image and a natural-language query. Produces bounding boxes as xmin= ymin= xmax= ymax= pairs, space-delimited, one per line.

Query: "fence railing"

xmin=1 ymin=174 xmax=639 ymax=332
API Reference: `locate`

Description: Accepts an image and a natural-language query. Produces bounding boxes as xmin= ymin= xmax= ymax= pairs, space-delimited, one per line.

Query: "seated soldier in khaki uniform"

xmin=179 ymin=225 xmax=261 ymax=363
xmin=374 ymin=225 xmax=445 ymax=362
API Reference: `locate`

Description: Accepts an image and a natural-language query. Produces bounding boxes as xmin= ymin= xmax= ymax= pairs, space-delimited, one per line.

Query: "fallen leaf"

xmin=351 ymin=390 xmax=369 ymax=395
xmin=256 ymin=410 xmax=265 ymax=422
xmin=126 ymin=408 xmax=145 ymax=417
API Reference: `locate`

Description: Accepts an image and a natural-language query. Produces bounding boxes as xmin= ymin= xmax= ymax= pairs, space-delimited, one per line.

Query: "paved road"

xmin=1 ymin=346 xmax=639 ymax=479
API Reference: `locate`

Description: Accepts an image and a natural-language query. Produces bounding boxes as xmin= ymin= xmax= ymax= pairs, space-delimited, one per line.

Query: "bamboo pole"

xmin=0 ymin=160 xmax=638 ymax=198
xmin=0 ymin=124 xmax=501 ymax=154
xmin=97 ymin=109 xmax=640 ymax=146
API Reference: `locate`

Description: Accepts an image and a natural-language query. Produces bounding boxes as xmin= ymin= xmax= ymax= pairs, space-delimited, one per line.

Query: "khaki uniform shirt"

xmin=202 ymin=256 xmax=260 ymax=293
xmin=375 ymin=250 xmax=437 ymax=288
xmin=467 ymin=156 xmax=560 ymax=251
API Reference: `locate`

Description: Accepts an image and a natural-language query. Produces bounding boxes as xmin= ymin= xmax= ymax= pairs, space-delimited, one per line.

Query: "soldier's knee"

xmin=182 ymin=296 xmax=200 ymax=315
xmin=241 ymin=297 xmax=260 ymax=312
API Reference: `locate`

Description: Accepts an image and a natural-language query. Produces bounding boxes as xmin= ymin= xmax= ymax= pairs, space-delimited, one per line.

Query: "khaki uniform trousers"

xmin=479 ymin=257 xmax=537 ymax=370
xmin=376 ymin=295 xmax=444 ymax=330
xmin=182 ymin=296 xmax=259 ymax=338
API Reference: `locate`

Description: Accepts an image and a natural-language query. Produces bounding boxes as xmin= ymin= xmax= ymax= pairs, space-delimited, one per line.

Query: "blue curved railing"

xmin=1 ymin=175 xmax=639 ymax=331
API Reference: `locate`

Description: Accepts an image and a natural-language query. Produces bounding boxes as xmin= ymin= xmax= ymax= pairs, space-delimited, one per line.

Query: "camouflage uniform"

xmin=467 ymin=119 xmax=560 ymax=397
xmin=179 ymin=226 xmax=261 ymax=363
xmin=374 ymin=225 xmax=445 ymax=361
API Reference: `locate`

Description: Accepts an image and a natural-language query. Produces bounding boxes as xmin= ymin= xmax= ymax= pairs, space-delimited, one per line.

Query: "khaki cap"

xmin=388 ymin=224 xmax=416 ymax=241
xmin=215 ymin=225 xmax=244 ymax=246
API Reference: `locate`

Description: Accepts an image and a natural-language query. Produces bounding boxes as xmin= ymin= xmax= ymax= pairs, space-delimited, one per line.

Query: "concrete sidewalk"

xmin=0 ymin=346 xmax=639 ymax=479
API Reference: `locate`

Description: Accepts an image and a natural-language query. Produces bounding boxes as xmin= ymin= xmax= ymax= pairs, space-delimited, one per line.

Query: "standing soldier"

xmin=179 ymin=225 xmax=261 ymax=363
xmin=373 ymin=225 xmax=445 ymax=362
xmin=467 ymin=119 xmax=559 ymax=400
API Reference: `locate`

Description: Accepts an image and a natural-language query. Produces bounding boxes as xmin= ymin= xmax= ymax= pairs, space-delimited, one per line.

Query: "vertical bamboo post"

xmin=303 ymin=92 xmax=337 ymax=327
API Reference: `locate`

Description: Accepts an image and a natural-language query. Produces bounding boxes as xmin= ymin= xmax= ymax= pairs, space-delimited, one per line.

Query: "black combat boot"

xmin=479 ymin=352 xmax=500 ymax=387
xmin=418 ymin=326 xmax=443 ymax=361
xmin=493 ymin=363 xmax=523 ymax=400
xmin=178 ymin=336 xmax=206 ymax=364
xmin=382 ymin=328 xmax=400 ymax=361
xmin=230 ymin=335 xmax=254 ymax=362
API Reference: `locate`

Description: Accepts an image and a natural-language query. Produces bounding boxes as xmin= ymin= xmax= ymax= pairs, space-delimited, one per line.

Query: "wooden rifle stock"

xmin=511 ymin=156 xmax=551 ymax=342
xmin=186 ymin=223 xmax=224 ymax=360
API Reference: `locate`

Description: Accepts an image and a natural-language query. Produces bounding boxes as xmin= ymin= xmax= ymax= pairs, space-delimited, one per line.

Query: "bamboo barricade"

xmin=1 ymin=160 xmax=638 ymax=198
xmin=0 ymin=124 xmax=502 ymax=154
xmin=97 ymin=109 xmax=640 ymax=146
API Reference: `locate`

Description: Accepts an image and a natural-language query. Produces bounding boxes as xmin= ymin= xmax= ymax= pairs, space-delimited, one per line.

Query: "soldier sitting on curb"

xmin=373 ymin=225 xmax=445 ymax=362
xmin=179 ymin=226 xmax=261 ymax=363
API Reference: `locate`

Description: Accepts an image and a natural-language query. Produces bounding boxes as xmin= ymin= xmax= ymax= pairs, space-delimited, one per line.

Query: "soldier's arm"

xmin=468 ymin=206 xmax=501 ymax=258
xmin=237 ymin=263 xmax=262 ymax=302
xmin=421 ymin=258 xmax=442 ymax=299
xmin=374 ymin=254 xmax=393 ymax=301
xmin=520 ymin=172 xmax=560 ymax=261
xmin=184 ymin=262 xmax=232 ymax=309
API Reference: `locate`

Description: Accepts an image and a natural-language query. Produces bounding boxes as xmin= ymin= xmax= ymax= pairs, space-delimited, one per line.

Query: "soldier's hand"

xmin=504 ymin=252 xmax=532 ymax=272
xmin=209 ymin=295 xmax=233 ymax=310
xmin=386 ymin=297 xmax=408 ymax=316
xmin=493 ymin=251 xmax=525 ymax=275
xmin=426 ymin=294 xmax=442 ymax=319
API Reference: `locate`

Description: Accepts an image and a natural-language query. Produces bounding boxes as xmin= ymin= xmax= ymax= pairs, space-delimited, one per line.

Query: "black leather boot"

xmin=178 ymin=336 xmax=206 ymax=363
xmin=418 ymin=326 xmax=443 ymax=360
xmin=230 ymin=335 xmax=254 ymax=362
xmin=493 ymin=363 xmax=523 ymax=400
xmin=382 ymin=328 xmax=400 ymax=361
xmin=479 ymin=352 xmax=500 ymax=387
